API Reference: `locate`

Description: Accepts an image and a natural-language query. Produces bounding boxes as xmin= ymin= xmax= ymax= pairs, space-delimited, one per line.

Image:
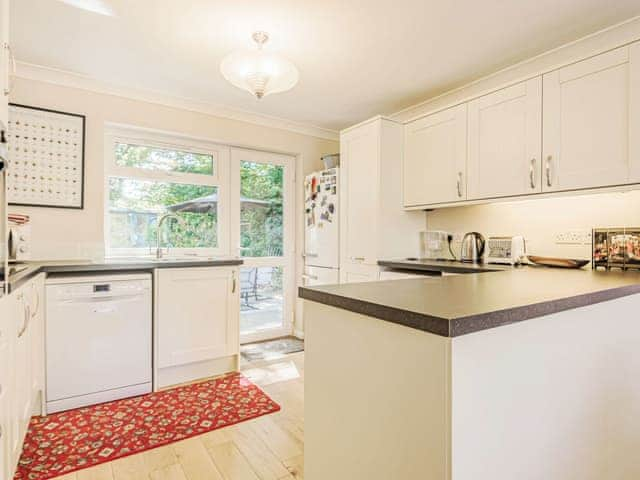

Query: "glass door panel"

xmin=231 ymin=149 xmax=294 ymax=343
xmin=240 ymin=161 xmax=284 ymax=258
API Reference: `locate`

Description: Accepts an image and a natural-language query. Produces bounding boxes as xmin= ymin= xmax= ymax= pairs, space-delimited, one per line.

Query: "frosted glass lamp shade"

xmin=220 ymin=33 xmax=299 ymax=99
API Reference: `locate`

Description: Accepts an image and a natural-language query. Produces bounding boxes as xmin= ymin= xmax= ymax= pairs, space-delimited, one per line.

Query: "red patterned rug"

xmin=14 ymin=373 xmax=280 ymax=480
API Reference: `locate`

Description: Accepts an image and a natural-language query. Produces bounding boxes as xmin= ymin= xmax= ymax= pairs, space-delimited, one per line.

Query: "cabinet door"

xmin=339 ymin=264 xmax=379 ymax=284
xmin=11 ymin=289 xmax=30 ymax=471
xmin=340 ymin=121 xmax=379 ymax=266
xmin=157 ymin=267 xmax=238 ymax=369
xmin=467 ymin=78 xmax=542 ymax=199
xmin=403 ymin=104 xmax=467 ymax=207
xmin=543 ymin=45 xmax=635 ymax=191
xmin=29 ymin=275 xmax=45 ymax=413
xmin=0 ymin=295 xmax=12 ymax=480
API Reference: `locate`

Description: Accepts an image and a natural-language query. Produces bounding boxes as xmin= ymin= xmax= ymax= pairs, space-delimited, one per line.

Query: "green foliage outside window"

xmin=240 ymin=161 xmax=283 ymax=258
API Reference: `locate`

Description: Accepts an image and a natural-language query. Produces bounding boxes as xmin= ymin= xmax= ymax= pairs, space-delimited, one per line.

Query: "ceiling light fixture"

xmin=220 ymin=32 xmax=299 ymax=99
xmin=57 ymin=0 xmax=115 ymax=16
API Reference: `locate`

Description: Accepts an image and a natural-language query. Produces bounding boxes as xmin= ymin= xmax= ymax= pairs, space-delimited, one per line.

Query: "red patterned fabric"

xmin=14 ymin=373 xmax=280 ymax=480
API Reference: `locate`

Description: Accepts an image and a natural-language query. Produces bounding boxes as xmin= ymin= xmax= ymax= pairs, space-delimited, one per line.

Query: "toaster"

xmin=487 ymin=235 xmax=526 ymax=265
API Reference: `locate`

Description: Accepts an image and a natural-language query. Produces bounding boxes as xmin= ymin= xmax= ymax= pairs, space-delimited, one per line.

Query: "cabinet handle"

xmin=456 ymin=172 xmax=463 ymax=198
xmin=351 ymin=256 xmax=365 ymax=262
xmin=231 ymin=271 xmax=237 ymax=293
xmin=529 ymin=158 xmax=536 ymax=189
xmin=18 ymin=304 xmax=30 ymax=338
xmin=31 ymin=288 xmax=40 ymax=319
xmin=3 ymin=42 xmax=16 ymax=96
xmin=545 ymin=155 xmax=552 ymax=187
xmin=302 ymin=252 xmax=318 ymax=258
xmin=301 ymin=273 xmax=318 ymax=280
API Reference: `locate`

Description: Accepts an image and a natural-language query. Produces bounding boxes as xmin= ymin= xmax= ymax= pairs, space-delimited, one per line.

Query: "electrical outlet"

xmin=555 ymin=230 xmax=592 ymax=245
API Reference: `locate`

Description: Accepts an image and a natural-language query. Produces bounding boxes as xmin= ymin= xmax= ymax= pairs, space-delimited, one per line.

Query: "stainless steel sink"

xmin=103 ymin=256 xmax=218 ymax=264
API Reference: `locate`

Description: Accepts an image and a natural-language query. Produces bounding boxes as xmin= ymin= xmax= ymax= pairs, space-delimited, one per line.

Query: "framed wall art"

xmin=7 ymin=103 xmax=85 ymax=209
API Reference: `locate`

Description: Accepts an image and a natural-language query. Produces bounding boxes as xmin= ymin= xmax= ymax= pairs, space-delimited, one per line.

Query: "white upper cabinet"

xmin=340 ymin=120 xmax=380 ymax=266
xmin=340 ymin=117 xmax=423 ymax=276
xmin=403 ymin=104 xmax=467 ymax=207
xmin=467 ymin=77 xmax=542 ymax=199
xmin=542 ymin=44 xmax=638 ymax=192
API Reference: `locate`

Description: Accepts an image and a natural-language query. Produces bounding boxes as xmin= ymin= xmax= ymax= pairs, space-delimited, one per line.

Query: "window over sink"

xmin=105 ymin=127 xmax=230 ymax=257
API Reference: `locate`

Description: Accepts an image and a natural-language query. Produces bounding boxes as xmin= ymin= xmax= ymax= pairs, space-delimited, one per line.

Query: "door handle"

xmin=529 ymin=158 xmax=536 ymax=189
xmin=545 ymin=155 xmax=552 ymax=187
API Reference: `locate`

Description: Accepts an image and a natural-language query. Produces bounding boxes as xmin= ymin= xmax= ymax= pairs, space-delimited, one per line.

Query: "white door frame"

xmin=230 ymin=148 xmax=296 ymax=344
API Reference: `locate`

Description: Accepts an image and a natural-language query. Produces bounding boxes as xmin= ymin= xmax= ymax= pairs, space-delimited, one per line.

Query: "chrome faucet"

xmin=156 ymin=213 xmax=186 ymax=259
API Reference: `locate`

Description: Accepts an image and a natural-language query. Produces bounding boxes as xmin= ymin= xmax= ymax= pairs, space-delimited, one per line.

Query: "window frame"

xmin=104 ymin=126 xmax=230 ymax=258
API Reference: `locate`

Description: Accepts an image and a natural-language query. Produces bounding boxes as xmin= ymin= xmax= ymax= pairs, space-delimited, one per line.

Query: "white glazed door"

xmin=340 ymin=121 xmax=379 ymax=267
xmin=157 ymin=267 xmax=238 ymax=369
xmin=543 ymin=44 xmax=636 ymax=192
xmin=467 ymin=77 xmax=542 ymax=199
xmin=403 ymin=104 xmax=468 ymax=207
xmin=231 ymin=148 xmax=295 ymax=343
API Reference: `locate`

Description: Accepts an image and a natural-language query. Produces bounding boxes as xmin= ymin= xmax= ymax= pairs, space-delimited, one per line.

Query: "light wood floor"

xmin=56 ymin=352 xmax=305 ymax=480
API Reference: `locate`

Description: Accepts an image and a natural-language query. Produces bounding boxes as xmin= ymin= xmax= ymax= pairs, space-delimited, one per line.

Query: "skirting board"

xmin=156 ymin=355 xmax=239 ymax=390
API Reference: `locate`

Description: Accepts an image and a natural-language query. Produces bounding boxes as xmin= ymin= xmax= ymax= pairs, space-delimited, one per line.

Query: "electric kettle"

xmin=460 ymin=232 xmax=486 ymax=263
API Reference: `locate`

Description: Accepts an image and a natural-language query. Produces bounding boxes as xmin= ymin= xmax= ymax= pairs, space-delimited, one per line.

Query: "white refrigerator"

xmin=303 ymin=168 xmax=339 ymax=286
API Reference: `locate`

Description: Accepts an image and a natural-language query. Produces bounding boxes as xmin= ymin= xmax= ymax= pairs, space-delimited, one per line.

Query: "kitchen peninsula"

xmin=299 ymin=268 xmax=640 ymax=480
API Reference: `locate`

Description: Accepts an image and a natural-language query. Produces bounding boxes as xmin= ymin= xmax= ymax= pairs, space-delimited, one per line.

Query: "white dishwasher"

xmin=46 ymin=273 xmax=152 ymax=413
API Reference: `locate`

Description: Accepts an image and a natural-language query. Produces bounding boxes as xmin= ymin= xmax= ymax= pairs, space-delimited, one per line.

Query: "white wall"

xmin=426 ymin=190 xmax=640 ymax=259
xmin=9 ymin=76 xmax=337 ymax=261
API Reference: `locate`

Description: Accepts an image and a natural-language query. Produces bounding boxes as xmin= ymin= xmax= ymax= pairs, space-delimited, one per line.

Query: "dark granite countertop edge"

xmin=5 ymin=259 xmax=244 ymax=293
xmin=377 ymin=259 xmax=507 ymax=274
xmin=299 ymin=286 xmax=451 ymax=336
xmin=450 ymin=283 xmax=640 ymax=336
xmin=299 ymin=282 xmax=640 ymax=338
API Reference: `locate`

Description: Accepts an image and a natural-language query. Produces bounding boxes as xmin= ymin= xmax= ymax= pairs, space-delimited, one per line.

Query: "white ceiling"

xmin=12 ymin=0 xmax=640 ymax=132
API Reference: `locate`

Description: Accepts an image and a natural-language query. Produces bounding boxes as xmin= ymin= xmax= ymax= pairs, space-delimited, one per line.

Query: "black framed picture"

xmin=7 ymin=103 xmax=85 ymax=209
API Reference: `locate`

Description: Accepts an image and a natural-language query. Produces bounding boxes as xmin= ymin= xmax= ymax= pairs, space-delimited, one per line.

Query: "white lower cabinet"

xmin=0 ymin=295 xmax=11 ymax=480
xmin=155 ymin=267 xmax=239 ymax=388
xmin=0 ymin=274 xmax=45 ymax=480
xmin=340 ymin=264 xmax=380 ymax=284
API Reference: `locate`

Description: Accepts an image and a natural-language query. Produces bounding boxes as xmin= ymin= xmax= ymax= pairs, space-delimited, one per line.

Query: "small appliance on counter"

xmin=460 ymin=232 xmax=485 ymax=264
xmin=593 ymin=227 xmax=640 ymax=271
xmin=487 ymin=235 xmax=526 ymax=265
xmin=419 ymin=230 xmax=453 ymax=260
xmin=8 ymin=223 xmax=31 ymax=261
